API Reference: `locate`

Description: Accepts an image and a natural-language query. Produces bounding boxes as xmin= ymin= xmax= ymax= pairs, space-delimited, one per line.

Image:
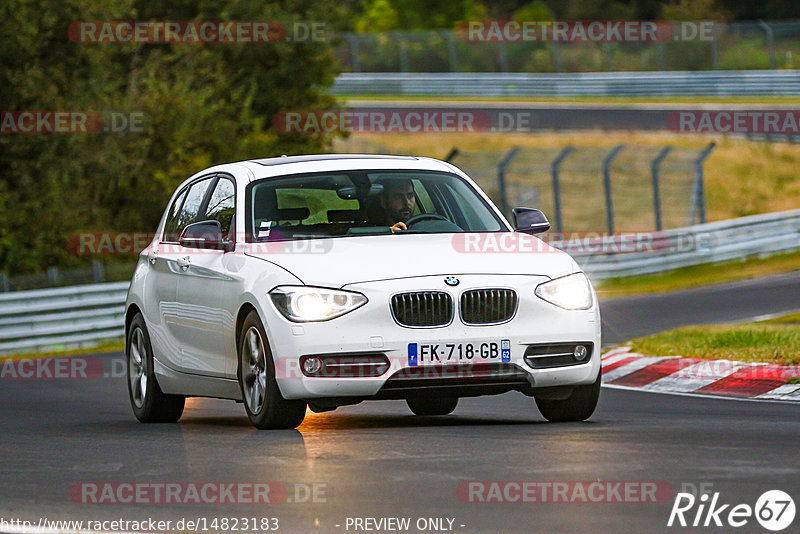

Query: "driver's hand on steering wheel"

xmin=390 ymin=221 xmax=408 ymax=233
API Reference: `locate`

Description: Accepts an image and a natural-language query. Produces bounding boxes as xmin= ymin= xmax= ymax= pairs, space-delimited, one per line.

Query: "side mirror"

xmin=179 ymin=220 xmax=233 ymax=251
xmin=512 ymin=207 xmax=551 ymax=235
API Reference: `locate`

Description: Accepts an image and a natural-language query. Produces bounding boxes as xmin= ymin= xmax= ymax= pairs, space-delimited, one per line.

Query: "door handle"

xmin=177 ymin=256 xmax=191 ymax=270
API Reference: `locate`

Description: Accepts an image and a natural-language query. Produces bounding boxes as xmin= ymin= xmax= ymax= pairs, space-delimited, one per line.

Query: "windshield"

xmin=246 ymin=170 xmax=506 ymax=241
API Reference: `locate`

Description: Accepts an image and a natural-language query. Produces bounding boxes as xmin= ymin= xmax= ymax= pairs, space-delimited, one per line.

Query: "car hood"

xmin=245 ymin=232 xmax=578 ymax=288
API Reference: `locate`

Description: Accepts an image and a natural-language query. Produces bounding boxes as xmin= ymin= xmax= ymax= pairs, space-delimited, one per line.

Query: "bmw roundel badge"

xmin=444 ymin=276 xmax=460 ymax=287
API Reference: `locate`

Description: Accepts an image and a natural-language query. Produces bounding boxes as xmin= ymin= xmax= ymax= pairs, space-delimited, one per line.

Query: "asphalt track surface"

xmin=346 ymin=100 xmax=800 ymax=133
xmin=1 ymin=273 xmax=799 ymax=534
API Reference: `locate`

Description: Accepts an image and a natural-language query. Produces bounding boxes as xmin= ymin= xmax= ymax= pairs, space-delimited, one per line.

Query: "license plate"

xmin=408 ymin=339 xmax=511 ymax=366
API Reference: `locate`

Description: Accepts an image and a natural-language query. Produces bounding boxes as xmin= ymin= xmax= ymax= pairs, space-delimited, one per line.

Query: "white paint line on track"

xmin=602 ymin=383 xmax=800 ymax=404
xmin=601 ymin=356 xmax=675 ymax=383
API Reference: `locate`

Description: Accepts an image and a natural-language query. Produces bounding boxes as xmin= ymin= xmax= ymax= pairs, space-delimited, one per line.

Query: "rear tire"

xmin=535 ymin=371 xmax=601 ymax=422
xmin=406 ymin=396 xmax=458 ymax=416
xmin=238 ymin=311 xmax=306 ymax=429
xmin=126 ymin=313 xmax=185 ymax=423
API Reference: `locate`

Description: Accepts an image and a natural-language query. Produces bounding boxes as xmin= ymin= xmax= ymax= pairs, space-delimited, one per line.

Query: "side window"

xmin=173 ymin=177 xmax=214 ymax=240
xmin=204 ymin=178 xmax=235 ymax=237
xmin=163 ymin=188 xmax=188 ymax=242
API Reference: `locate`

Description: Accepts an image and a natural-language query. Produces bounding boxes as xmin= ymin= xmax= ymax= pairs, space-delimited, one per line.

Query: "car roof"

xmin=217 ymin=154 xmax=459 ymax=182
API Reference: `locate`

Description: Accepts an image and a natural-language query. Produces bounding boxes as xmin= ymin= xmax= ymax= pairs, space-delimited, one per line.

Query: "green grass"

xmin=0 ymin=339 xmax=124 ymax=361
xmin=628 ymin=313 xmax=800 ymax=366
xmin=596 ymin=250 xmax=800 ymax=298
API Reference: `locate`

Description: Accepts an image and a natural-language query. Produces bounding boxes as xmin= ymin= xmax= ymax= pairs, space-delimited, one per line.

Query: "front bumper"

xmin=263 ymin=275 xmax=601 ymax=400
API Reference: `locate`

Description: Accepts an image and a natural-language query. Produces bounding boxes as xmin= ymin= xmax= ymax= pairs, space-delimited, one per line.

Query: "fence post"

xmin=657 ymin=41 xmax=666 ymax=71
xmin=552 ymin=41 xmax=561 ymax=72
xmin=395 ymin=33 xmax=410 ymax=72
xmin=602 ymin=144 xmax=625 ymax=235
xmin=651 ymin=145 xmax=673 ymax=231
xmin=550 ymin=146 xmax=574 ymax=234
xmin=498 ymin=41 xmax=509 ymax=72
xmin=346 ymin=34 xmax=361 ymax=73
xmin=758 ymin=20 xmax=776 ymax=70
xmin=690 ymin=142 xmax=716 ymax=225
xmin=444 ymin=31 xmax=458 ymax=72
xmin=0 ymin=272 xmax=8 ymax=293
xmin=711 ymin=22 xmax=719 ymax=70
xmin=47 ymin=266 xmax=59 ymax=286
xmin=444 ymin=147 xmax=459 ymax=162
xmin=92 ymin=260 xmax=105 ymax=283
xmin=497 ymin=147 xmax=521 ymax=217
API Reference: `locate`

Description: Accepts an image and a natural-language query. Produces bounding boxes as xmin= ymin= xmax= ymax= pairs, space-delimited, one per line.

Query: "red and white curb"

xmin=601 ymin=346 xmax=800 ymax=401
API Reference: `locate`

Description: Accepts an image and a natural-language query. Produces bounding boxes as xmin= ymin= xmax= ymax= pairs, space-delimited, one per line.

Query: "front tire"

xmin=535 ymin=371 xmax=601 ymax=422
xmin=127 ymin=313 xmax=185 ymax=423
xmin=406 ymin=396 xmax=458 ymax=416
xmin=238 ymin=311 xmax=306 ymax=429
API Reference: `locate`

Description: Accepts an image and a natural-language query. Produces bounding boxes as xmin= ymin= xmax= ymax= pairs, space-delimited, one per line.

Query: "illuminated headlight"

xmin=270 ymin=286 xmax=367 ymax=322
xmin=535 ymin=273 xmax=593 ymax=310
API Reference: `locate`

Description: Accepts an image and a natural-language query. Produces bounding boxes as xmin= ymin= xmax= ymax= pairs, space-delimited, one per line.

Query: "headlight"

xmin=270 ymin=286 xmax=368 ymax=322
xmin=535 ymin=272 xmax=593 ymax=310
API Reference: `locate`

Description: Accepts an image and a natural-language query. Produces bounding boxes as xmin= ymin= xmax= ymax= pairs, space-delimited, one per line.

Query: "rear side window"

xmin=164 ymin=177 xmax=214 ymax=242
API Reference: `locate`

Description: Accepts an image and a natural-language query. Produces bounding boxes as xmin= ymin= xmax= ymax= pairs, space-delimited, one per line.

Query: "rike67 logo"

xmin=668 ymin=490 xmax=795 ymax=531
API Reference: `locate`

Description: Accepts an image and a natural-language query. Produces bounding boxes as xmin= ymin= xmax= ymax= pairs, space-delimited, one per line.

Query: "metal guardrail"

xmin=331 ymin=70 xmax=800 ymax=97
xmin=0 ymin=282 xmax=128 ymax=355
xmin=568 ymin=208 xmax=800 ymax=280
xmin=0 ymin=209 xmax=798 ymax=355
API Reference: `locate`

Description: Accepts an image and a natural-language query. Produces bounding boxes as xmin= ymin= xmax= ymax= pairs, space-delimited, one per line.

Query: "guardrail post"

xmin=690 ymin=142 xmax=716 ymax=225
xmin=551 ymin=146 xmax=574 ymax=234
xmin=47 ymin=266 xmax=59 ymax=286
xmin=444 ymin=147 xmax=459 ymax=162
xmin=346 ymin=34 xmax=361 ymax=73
xmin=758 ymin=20 xmax=776 ymax=70
xmin=657 ymin=41 xmax=666 ymax=71
xmin=92 ymin=261 xmax=105 ymax=283
xmin=0 ymin=272 xmax=8 ymax=293
xmin=651 ymin=146 xmax=673 ymax=231
xmin=497 ymin=147 xmax=521 ymax=217
xmin=602 ymin=144 xmax=625 ymax=235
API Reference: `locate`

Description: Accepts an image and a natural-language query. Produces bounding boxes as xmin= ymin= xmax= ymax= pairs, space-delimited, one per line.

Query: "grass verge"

xmin=0 ymin=339 xmax=124 ymax=361
xmin=628 ymin=313 xmax=800 ymax=366
xmin=595 ymin=250 xmax=800 ymax=298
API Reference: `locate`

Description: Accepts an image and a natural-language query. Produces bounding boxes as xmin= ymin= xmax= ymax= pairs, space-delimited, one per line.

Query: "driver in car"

xmin=380 ymin=179 xmax=417 ymax=233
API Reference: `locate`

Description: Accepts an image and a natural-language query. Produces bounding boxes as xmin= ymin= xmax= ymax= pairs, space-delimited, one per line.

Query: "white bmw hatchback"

xmin=125 ymin=154 xmax=601 ymax=429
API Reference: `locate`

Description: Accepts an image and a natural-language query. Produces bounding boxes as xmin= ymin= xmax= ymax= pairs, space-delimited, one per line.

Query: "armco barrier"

xmin=0 ymin=282 xmax=128 ymax=355
xmin=0 ymin=209 xmax=798 ymax=355
xmin=331 ymin=70 xmax=800 ymax=97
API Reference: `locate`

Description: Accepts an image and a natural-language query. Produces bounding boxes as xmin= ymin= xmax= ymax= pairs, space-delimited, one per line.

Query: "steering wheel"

xmin=403 ymin=213 xmax=450 ymax=228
